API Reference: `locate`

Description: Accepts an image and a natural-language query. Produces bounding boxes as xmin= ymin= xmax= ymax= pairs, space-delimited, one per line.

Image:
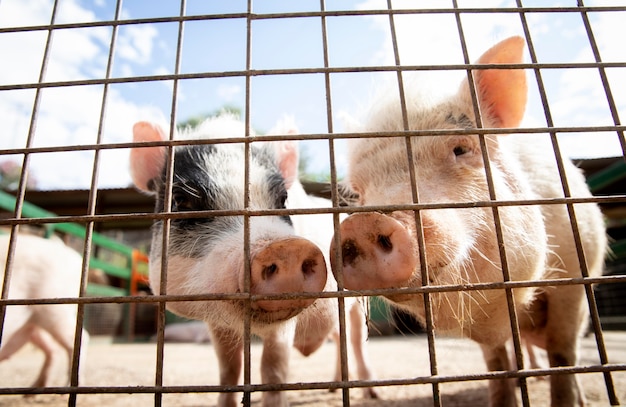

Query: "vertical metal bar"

xmin=0 ymin=0 xmax=59 ymax=349
xmin=154 ymin=1 xmax=187 ymax=406
xmin=577 ymin=0 xmax=625 ymax=158
xmin=574 ymin=1 xmax=620 ymax=404
xmin=518 ymin=1 xmax=619 ymax=405
xmin=385 ymin=2 xmax=440 ymax=405
xmin=452 ymin=2 xmax=529 ymax=406
xmin=243 ymin=1 xmax=254 ymax=405
xmin=67 ymin=1 xmax=125 ymax=406
xmin=319 ymin=1 xmax=351 ymax=405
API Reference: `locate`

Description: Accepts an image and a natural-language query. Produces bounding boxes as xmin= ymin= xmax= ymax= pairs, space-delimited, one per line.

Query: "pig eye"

xmin=278 ymin=189 xmax=288 ymax=208
xmin=172 ymin=190 xmax=199 ymax=212
xmin=172 ymin=193 xmax=189 ymax=211
xmin=453 ymin=145 xmax=470 ymax=157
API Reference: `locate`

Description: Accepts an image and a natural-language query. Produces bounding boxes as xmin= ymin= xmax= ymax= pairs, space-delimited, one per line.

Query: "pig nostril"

xmin=262 ymin=264 xmax=278 ymax=280
xmin=342 ymin=240 xmax=359 ymax=266
xmin=377 ymin=234 xmax=393 ymax=253
xmin=301 ymin=259 xmax=317 ymax=276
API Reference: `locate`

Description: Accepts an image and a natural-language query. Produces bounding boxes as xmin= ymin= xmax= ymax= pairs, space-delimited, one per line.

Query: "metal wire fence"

xmin=1 ymin=1 xmax=625 ymax=406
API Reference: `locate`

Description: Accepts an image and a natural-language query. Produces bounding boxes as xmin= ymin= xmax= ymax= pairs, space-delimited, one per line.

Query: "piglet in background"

xmin=130 ymin=115 xmax=375 ymax=407
xmin=0 ymin=234 xmax=89 ymax=390
xmin=159 ymin=321 xmax=212 ymax=343
xmin=332 ymin=36 xmax=607 ymax=407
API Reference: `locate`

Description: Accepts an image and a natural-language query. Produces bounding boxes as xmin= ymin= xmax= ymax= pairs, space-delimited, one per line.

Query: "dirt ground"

xmin=0 ymin=331 xmax=625 ymax=407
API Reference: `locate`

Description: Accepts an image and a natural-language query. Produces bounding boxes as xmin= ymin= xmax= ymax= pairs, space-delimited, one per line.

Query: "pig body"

xmin=334 ymin=37 xmax=606 ymax=407
xmin=0 ymin=234 xmax=89 ymax=389
xmin=130 ymin=115 xmax=375 ymax=407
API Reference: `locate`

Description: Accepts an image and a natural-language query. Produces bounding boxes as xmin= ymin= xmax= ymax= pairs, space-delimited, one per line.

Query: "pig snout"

xmin=331 ymin=212 xmax=416 ymax=291
xmin=250 ymin=237 xmax=327 ymax=313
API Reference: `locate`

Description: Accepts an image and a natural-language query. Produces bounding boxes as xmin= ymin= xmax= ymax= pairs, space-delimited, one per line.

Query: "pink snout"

xmin=250 ymin=238 xmax=327 ymax=312
xmin=331 ymin=212 xmax=417 ymax=291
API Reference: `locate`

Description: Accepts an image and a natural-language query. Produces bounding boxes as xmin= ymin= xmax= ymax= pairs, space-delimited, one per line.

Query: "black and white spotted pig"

xmin=130 ymin=115 xmax=376 ymax=407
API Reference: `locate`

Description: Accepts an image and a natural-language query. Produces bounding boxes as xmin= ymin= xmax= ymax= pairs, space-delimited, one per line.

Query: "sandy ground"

xmin=0 ymin=332 xmax=625 ymax=407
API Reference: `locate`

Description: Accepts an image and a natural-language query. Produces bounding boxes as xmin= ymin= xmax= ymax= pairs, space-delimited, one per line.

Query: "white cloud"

xmin=56 ymin=0 xmax=99 ymax=24
xmin=0 ymin=31 xmax=47 ymax=85
xmin=116 ymin=24 xmax=159 ymax=65
xmin=1 ymin=83 xmax=164 ymax=189
xmin=0 ymin=0 xmax=52 ymax=27
xmin=548 ymin=8 xmax=625 ymax=158
xmin=217 ymin=84 xmax=242 ymax=102
xmin=118 ymin=63 xmax=135 ymax=78
xmin=353 ymin=0 xmax=624 ymax=159
xmin=0 ymin=0 xmax=165 ymax=190
xmin=356 ymin=0 xmax=524 ymax=99
xmin=46 ymin=27 xmax=111 ymax=82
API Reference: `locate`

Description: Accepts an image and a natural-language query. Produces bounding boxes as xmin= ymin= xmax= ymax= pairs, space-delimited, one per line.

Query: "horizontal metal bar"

xmin=1 ymin=5 xmax=625 ymax=35
xmin=2 ymin=125 xmax=625 ymax=157
xmin=2 ymin=61 xmax=626 ymax=92
xmin=2 ymin=274 xmax=625 ymax=307
xmin=1 ymin=362 xmax=624 ymax=396
xmin=0 ymin=195 xmax=624 ymax=230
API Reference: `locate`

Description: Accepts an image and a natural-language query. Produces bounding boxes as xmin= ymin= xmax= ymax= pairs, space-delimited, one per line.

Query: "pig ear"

xmin=273 ymin=139 xmax=299 ymax=190
xmin=458 ymin=36 xmax=527 ymax=128
xmin=130 ymin=121 xmax=167 ymax=193
xmin=268 ymin=117 xmax=300 ymax=189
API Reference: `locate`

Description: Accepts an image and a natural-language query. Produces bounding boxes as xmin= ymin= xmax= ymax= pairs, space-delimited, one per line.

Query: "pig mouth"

xmin=249 ymin=307 xmax=305 ymax=324
xmin=382 ymin=264 xmax=452 ymax=306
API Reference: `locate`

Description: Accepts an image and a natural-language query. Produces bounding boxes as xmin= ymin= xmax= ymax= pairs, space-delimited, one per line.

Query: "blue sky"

xmin=0 ymin=0 xmax=624 ymax=190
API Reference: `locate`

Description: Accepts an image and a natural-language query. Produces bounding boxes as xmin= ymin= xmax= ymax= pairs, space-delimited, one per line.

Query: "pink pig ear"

xmin=267 ymin=117 xmax=300 ymax=189
xmin=459 ymin=36 xmax=527 ymax=128
xmin=273 ymin=138 xmax=299 ymax=190
xmin=130 ymin=121 xmax=167 ymax=193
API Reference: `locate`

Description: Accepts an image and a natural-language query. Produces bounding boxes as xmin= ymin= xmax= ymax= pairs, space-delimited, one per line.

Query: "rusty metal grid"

xmin=1 ymin=1 xmax=625 ymax=407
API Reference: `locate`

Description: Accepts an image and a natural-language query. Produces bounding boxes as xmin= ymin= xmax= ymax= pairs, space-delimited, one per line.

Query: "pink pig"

xmin=332 ymin=36 xmax=607 ymax=407
xmin=0 ymin=234 xmax=89 ymax=390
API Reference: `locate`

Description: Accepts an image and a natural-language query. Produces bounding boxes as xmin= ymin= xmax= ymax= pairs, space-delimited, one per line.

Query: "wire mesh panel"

xmin=1 ymin=1 xmax=625 ymax=406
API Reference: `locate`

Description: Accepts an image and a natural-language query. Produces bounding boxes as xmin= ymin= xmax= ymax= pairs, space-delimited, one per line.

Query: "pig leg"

xmin=0 ymin=324 xmax=54 ymax=394
xmin=330 ymin=301 xmax=378 ymax=399
xmin=481 ymin=343 xmax=518 ymax=407
xmin=330 ymin=326 xmax=343 ymax=388
xmin=508 ymin=339 xmax=547 ymax=385
xmin=525 ymin=341 xmax=542 ymax=370
xmin=40 ymin=313 xmax=87 ymax=386
xmin=0 ymin=324 xmax=58 ymax=390
xmin=348 ymin=300 xmax=378 ymax=398
xmin=260 ymin=321 xmax=296 ymax=407
xmin=544 ymin=286 xmax=587 ymax=407
xmin=0 ymin=323 xmax=34 ymax=363
xmin=210 ymin=326 xmax=243 ymax=407
xmin=29 ymin=327 xmax=58 ymax=388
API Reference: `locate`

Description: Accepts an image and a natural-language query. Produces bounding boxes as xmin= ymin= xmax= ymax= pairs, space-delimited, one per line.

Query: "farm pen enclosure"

xmin=1 ymin=1 xmax=626 ymax=407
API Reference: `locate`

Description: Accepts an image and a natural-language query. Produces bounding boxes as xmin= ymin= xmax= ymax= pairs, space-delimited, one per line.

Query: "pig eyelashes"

xmin=267 ymin=172 xmax=289 ymax=209
xmin=172 ymin=188 xmax=204 ymax=212
xmin=171 ymin=175 xmax=204 ymax=210
xmin=444 ymin=114 xmax=476 ymax=158
xmin=265 ymin=170 xmax=292 ymax=226
xmin=444 ymin=113 xmax=475 ymax=130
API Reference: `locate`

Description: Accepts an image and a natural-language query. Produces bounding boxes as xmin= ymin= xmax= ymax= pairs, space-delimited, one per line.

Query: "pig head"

xmin=129 ymin=118 xmax=329 ymax=333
